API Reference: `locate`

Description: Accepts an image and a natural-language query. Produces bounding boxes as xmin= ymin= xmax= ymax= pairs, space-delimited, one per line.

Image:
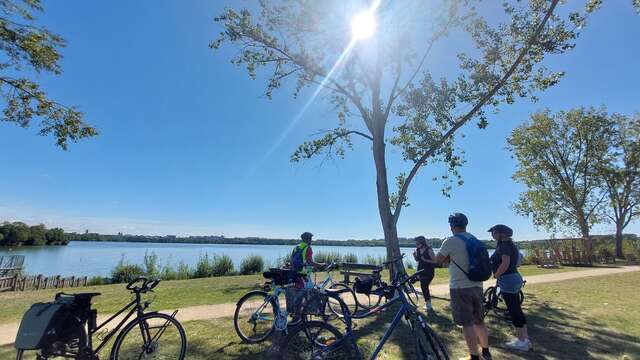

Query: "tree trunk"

xmin=371 ymin=123 xmax=402 ymax=276
xmin=615 ymin=225 xmax=624 ymax=259
xmin=576 ymin=216 xmax=593 ymax=261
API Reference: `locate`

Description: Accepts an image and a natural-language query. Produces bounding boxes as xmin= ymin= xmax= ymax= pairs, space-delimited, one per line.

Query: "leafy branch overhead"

xmin=0 ymin=0 xmax=97 ymax=149
xmin=212 ymin=1 xmax=583 ymax=214
xmin=212 ymin=0 xmax=590 ymax=261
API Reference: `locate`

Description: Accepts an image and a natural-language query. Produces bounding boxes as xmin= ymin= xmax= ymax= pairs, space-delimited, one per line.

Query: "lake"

xmin=1 ymin=241 xmax=437 ymax=277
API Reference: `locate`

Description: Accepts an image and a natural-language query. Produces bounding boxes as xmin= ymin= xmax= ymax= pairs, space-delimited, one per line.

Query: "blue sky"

xmin=0 ymin=1 xmax=639 ymax=241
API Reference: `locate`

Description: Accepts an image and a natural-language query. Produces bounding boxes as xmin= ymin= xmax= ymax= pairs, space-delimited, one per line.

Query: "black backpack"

xmin=451 ymin=233 xmax=492 ymax=282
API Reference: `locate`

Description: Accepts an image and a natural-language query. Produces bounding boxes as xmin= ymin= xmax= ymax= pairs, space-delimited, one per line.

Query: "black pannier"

xmin=15 ymin=293 xmax=93 ymax=350
xmin=354 ymin=276 xmax=373 ymax=295
xmin=262 ymin=268 xmax=295 ymax=286
xmin=14 ymin=302 xmax=66 ymax=350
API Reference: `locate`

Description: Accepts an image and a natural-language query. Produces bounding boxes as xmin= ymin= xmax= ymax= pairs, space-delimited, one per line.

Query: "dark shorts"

xmin=450 ymin=287 xmax=484 ymax=326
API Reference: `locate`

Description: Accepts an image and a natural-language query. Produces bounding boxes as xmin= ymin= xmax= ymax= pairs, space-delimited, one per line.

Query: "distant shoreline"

xmin=67 ymin=238 xmax=431 ymax=248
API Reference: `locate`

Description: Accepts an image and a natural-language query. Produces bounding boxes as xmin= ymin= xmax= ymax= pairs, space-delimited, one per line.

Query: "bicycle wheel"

xmin=281 ymin=320 xmax=357 ymax=360
xmin=415 ymin=320 xmax=449 ymax=360
xmin=110 ymin=312 xmax=187 ymax=360
xmin=327 ymin=283 xmax=358 ymax=318
xmin=482 ymin=287 xmax=498 ymax=316
xmin=233 ymin=290 xmax=277 ymax=343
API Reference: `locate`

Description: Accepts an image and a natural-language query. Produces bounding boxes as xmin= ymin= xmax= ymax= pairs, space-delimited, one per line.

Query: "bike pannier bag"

xmin=354 ymin=276 xmax=373 ymax=295
xmin=15 ymin=302 xmax=65 ymax=350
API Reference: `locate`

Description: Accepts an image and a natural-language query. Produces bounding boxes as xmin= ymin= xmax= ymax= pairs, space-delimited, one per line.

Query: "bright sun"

xmin=351 ymin=11 xmax=376 ymax=40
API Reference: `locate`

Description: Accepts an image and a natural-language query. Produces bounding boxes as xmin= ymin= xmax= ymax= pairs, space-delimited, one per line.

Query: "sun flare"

xmin=351 ymin=11 xmax=376 ymax=40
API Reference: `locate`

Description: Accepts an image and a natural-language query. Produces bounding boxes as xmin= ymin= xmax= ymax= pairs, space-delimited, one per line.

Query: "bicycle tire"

xmin=110 ymin=312 xmax=187 ymax=360
xmin=416 ymin=321 xmax=449 ymax=360
xmin=483 ymin=286 xmax=498 ymax=316
xmin=281 ymin=320 xmax=358 ymax=360
xmin=233 ymin=290 xmax=277 ymax=343
xmin=327 ymin=283 xmax=358 ymax=318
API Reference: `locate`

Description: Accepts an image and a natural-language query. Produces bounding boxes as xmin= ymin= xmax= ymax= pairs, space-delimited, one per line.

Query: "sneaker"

xmin=505 ymin=338 xmax=532 ymax=351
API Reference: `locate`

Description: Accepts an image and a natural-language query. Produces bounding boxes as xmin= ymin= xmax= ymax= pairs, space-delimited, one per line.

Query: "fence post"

xmin=10 ymin=275 xmax=17 ymax=291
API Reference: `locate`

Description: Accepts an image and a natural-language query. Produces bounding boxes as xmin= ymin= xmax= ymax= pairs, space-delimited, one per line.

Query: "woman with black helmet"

xmin=488 ymin=224 xmax=531 ymax=351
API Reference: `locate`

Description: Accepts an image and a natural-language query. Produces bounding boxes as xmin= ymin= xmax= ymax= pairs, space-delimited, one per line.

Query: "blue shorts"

xmin=497 ymin=272 xmax=523 ymax=294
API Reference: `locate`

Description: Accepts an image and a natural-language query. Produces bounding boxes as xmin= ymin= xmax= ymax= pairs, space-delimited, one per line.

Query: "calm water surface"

xmin=0 ymin=241 xmax=436 ymax=277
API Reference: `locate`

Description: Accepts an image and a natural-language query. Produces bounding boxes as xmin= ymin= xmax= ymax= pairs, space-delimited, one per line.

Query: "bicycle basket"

xmin=354 ymin=276 xmax=373 ymax=295
xmin=301 ymin=289 xmax=327 ymax=316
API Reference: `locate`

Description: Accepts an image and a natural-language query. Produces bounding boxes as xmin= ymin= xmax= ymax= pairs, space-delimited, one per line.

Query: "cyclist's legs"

xmin=503 ymin=291 xmax=528 ymax=340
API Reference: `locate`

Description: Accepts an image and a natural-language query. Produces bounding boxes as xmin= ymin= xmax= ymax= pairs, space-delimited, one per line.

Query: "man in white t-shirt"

xmin=437 ymin=213 xmax=492 ymax=360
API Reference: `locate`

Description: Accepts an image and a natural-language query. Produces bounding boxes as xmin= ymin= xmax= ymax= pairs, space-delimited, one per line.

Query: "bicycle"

xmin=483 ymin=280 xmax=526 ymax=317
xmin=15 ymin=277 xmax=187 ymax=360
xmin=281 ymin=256 xmax=449 ymax=360
xmin=234 ymin=263 xmax=357 ymax=344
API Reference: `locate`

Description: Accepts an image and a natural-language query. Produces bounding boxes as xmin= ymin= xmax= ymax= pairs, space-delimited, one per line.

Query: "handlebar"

xmin=397 ymin=269 xmax=424 ymax=287
xmin=126 ymin=276 xmax=161 ymax=293
xmin=382 ymin=253 xmax=405 ymax=267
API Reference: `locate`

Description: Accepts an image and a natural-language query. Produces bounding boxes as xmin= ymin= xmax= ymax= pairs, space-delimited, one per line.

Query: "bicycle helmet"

xmin=488 ymin=224 xmax=513 ymax=237
xmin=300 ymin=232 xmax=313 ymax=242
xmin=448 ymin=213 xmax=468 ymax=228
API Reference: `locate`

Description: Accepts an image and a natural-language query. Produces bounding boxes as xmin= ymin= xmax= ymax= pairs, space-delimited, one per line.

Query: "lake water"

xmin=0 ymin=241 xmax=438 ymax=277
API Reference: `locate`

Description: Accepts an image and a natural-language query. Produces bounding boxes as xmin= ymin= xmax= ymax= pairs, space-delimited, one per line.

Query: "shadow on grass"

xmin=483 ymin=294 xmax=640 ymax=359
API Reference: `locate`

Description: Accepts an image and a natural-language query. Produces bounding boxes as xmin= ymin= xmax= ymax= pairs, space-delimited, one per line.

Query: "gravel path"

xmin=1 ymin=265 xmax=638 ymax=346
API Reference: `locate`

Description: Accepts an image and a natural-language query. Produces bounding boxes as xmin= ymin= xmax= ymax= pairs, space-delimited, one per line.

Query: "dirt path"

xmin=2 ymin=265 xmax=638 ymax=346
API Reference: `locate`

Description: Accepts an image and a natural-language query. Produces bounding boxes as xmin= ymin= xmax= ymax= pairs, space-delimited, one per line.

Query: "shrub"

xmin=272 ymin=255 xmax=289 ymax=268
xmin=343 ymin=253 xmax=358 ymax=263
xmin=143 ymin=251 xmax=160 ymax=278
xmin=111 ymin=256 xmax=145 ymax=283
xmin=194 ymin=254 xmax=213 ymax=278
xmin=211 ymin=254 xmax=235 ymax=276
xmin=363 ymin=254 xmax=385 ymax=266
xmin=175 ymin=261 xmax=193 ymax=280
xmin=314 ymin=251 xmax=343 ymax=264
xmin=240 ymin=255 xmax=265 ymax=275
xmin=87 ymin=276 xmax=107 ymax=286
xmin=160 ymin=265 xmax=178 ymax=281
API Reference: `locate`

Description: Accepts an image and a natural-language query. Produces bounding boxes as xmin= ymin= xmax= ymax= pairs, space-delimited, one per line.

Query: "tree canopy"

xmin=0 ymin=0 xmax=97 ymax=149
xmin=211 ymin=0 xmax=587 ymax=265
xmin=508 ymin=107 xmax=640 ymax=258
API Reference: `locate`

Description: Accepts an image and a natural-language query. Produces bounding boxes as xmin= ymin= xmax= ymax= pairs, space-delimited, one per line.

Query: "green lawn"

xmin=1 ymin=270 xmax=637 ymax=359
xmin=0 ymin=265 xmax=598 ymax=325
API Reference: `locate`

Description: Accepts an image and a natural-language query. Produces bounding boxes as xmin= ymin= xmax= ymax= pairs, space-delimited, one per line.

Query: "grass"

xmin=0 ymin=270 xmax=638 ymax=359
xmin=0 ymin=265 xmax=590 ymax=325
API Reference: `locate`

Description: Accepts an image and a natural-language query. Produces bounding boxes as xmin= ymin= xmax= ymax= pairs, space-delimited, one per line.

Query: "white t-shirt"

xmin=438 ymin=232 xmax=483 ymax=289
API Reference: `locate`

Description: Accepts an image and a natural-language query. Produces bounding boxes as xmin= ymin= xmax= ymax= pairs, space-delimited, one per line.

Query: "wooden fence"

xmin=0 ymin=274 xmax=88 ymax=292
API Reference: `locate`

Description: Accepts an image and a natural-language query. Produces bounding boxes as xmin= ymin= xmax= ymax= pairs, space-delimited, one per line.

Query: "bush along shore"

xmin=91 ymin=251 xmax=403 ymax=285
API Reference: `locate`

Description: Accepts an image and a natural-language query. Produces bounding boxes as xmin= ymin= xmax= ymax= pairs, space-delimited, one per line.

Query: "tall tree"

xmin=509 ymin=108 xmax=613 ymax=258
xmin=27 ymin=224 xmax=46 ymax=245
xmin=598 ymin=114 xmax=640 ymax=258
xmin=211 ymin=0 xmax=583 ymax=269
xmin=0 ymin=0 xmax=97 ymax=149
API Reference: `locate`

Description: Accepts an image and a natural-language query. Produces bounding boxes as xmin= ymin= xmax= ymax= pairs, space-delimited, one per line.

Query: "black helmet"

xmin=488 ymin=224 xmax=513 ymax=237
xmin=301 ymin=232 xmax=313 ymax=242
xmin=448 ymin=213 xmax=468 ymax=228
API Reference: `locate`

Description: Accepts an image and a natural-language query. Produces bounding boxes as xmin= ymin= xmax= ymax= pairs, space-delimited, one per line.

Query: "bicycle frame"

xmin=88 ymin=290 xmax=167 ymax=355
xmin=311 ymin=279 xmax=420 ymax=360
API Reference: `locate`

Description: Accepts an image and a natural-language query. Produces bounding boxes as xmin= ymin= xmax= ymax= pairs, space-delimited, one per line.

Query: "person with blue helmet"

xmin=437 ymin=213 xmax=492 ymax=360
xmin=488 ymin=224 xmax=531 ymax=351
